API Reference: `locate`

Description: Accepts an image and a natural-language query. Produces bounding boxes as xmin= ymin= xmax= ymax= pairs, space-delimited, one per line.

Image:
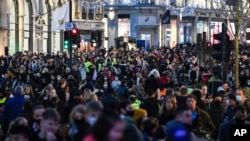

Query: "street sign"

xmin=65 ymin=22 xmax=74 ymax=30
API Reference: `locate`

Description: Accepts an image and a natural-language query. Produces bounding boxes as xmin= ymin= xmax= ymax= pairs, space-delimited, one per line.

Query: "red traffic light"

xmin=207 ymin=42 xmax=211 ymax=48
xmin=72 ymin=29 xmax=77 ymax=34
xmin=71 ymin=28 xmax=79 ymax=36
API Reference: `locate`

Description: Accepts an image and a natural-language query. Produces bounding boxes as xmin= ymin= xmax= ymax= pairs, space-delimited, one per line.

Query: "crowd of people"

xmin=0 ymin=44 xmax=249 ymax=141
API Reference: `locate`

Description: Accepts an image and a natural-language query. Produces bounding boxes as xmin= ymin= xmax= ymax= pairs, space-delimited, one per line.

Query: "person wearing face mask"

xmin=235 ymin=88 xmax=247 ymax=105
xmin=85 ymin=101 xmax=103 ymax=126
xmin=208 ymin=93 xmax=226 ymax=140
xmin=129 ymin=92 xmax=141 ymax=109
xmin=111 ymin=75 xmax=121 ymax=90
xmin=119 ymin=100 xmax=147 ymax=129
xmin=68 ymin=105 xmax=90 ymax=141
xmin=223 ymin=94 xmax=238 ymax=122
xmin=218 ymin=105 xmax=250 ymax=141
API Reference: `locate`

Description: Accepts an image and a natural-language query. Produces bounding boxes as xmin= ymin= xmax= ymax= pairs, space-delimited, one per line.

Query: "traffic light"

xmin=213 ymin=33 xmax=223 ymax=48
xmin=206 ymin=42 xmax=211 ymax=48
xmin=91 ymin=31 xmax=97 ymax=47
xmin=64 ymin=31 xmax=70 ymax=49
xmin=71 ymin=27 xmax=81 ymax=48
xmin=212 ymin=23 xmax=227 ymax=60
xmin=4 ymin=46 xmax=8 ymax=56
xmin=71 ymin=28 xmax=79 ymax=37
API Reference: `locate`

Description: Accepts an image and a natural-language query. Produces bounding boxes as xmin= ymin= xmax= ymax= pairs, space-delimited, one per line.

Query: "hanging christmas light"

xmin=210 ymin=0 xmax=226 ymax=5
xmin=120 ymin=0 xmax=139 ymax=6
xmin=81 ymin=0 xmax=104 ymax=9
xmin=165 ymin=0 xmax=196 ymax=21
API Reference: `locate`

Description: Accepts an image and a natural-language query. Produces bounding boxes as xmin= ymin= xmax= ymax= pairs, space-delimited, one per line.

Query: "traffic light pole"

xmin=222 ymin=23 xmax=227 ymax=82
xmin=69 ymin=0 xmax=73 ymax=68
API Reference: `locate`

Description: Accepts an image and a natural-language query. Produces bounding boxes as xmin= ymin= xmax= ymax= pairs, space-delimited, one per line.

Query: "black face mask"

xmin=0 ymin=95 xmax=5 ymax=99
xmin=235 ymin=118 xmax=245 ymax=125
xmin=126 ymin=110 xmax=135 ymax=117
xmin=214 ymin=100 xmax=221 ymax=105
xmin=34 ymin=119 xmax=40 ymax=125
xmin=129 ymin=97 xmax=136 ymax=103
xmin=74 ymin=119 xmax=85 ymax=125
xmin=184 ymin=123 xmax=192 ymax=130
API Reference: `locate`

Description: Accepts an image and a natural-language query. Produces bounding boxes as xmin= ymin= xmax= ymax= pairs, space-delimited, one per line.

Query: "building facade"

xmin=0 ymin=0 xmax=249 ymax=55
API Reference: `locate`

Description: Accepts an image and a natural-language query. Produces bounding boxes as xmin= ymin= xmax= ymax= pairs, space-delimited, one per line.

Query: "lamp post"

xmin=69 ymin=0 xmax=73 ymax=68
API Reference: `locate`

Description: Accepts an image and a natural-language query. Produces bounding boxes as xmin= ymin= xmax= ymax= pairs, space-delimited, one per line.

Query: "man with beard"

xmin=218 ymin=105 xmax=250 ymax=141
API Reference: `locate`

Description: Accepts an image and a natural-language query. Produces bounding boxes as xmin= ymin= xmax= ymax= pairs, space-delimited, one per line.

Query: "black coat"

xmin=140 ymin=98 xmax=160 ymax=118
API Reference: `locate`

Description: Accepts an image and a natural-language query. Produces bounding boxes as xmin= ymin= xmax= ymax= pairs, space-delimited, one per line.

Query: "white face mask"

xmin=236 ymin=95 xmax=242 ymax=103
xmin=88 ymin=116 xmax=98 ymax=126
xmin=57 ymin=75 xmax=61 ymax=80
xmin=247 ymin=80 xmax=250 ymax=86
xmin=115 ymin=77 xmax=119 ymax=80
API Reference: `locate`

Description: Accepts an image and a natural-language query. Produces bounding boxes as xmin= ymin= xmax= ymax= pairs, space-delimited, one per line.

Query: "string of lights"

xmin=210 ymin=0 xmax=226 ymax=5
xmin=165 ymin=1 xmax=196 ymax=21
xmin=81 ymin=0 xmax=104 ymax=9
xmin=119 ymin=0 xmax=139 ymax=6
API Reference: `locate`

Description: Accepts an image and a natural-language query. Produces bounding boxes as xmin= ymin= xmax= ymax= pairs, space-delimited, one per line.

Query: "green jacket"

xmin=191 ymin=107 xmax=216 ymax=139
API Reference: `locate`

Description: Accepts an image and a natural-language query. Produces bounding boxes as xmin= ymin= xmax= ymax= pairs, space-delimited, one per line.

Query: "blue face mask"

xmin=88 ymin=116 xmax=98 ymax=126
xmin=236 ymin=95 xmax=242 ymax=103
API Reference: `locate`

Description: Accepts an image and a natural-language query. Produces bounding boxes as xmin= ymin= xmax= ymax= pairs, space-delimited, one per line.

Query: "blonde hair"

xmin=84 ymin=88 xmax=98 ymax=103
xmin=69 ymin=104 xmax=86 ymax=122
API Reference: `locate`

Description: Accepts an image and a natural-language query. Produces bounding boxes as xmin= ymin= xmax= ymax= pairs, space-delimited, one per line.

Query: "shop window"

xmin=89 ymin=9 xmax=94 ymax=20
xmin=96 ymin=7 xmax=103 ymax=20
xmin=82 ymin=7 xmax=87 ymax=19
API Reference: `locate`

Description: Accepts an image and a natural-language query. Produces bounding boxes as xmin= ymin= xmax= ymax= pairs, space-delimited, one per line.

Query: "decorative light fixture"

xmin=81 ymin=0 xmax=104 ymax=9
xmin=165 ymin=0 xmax=196 ymax=21
xmin=120 ymin=0 xmax=139 ymax=6
xmin=211 ymin=0 xmax=226 ymax=5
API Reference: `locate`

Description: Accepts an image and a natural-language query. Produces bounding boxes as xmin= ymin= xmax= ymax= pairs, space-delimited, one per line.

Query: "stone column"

xmin=193 ymin=12 xmax=199 ymax=44
xmin=107 ymin=9 xmax=116 ymax=48
xmin=19 ymin=15 xmax=24 ymax=51
xmin=208 ymin=13 xmax=212 ymax=41
xmin=0 ymin=0 xmax=8 ymax=55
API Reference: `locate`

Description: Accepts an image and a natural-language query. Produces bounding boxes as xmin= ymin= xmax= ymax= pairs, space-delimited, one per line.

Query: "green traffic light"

xmin=64 ymin=40 xmax=69 ymax=49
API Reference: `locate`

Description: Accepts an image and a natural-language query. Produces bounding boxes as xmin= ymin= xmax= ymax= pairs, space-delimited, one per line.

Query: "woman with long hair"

xmin=69 ymin=105 xmax=90 ymax=141
xmin=41 ymin=87 xmax=59 ymax=108
xmin=83 ymin=88 xmax=98 ymax=104
xmin=158 ymin=95 xmax=177 ymax=125
xmin=23 ymin=85 xmax=36 ymax=102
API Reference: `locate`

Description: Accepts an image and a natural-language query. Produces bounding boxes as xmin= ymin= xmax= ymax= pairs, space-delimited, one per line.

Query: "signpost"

xmin=65 ymin=22 xmax=74 ymax=30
